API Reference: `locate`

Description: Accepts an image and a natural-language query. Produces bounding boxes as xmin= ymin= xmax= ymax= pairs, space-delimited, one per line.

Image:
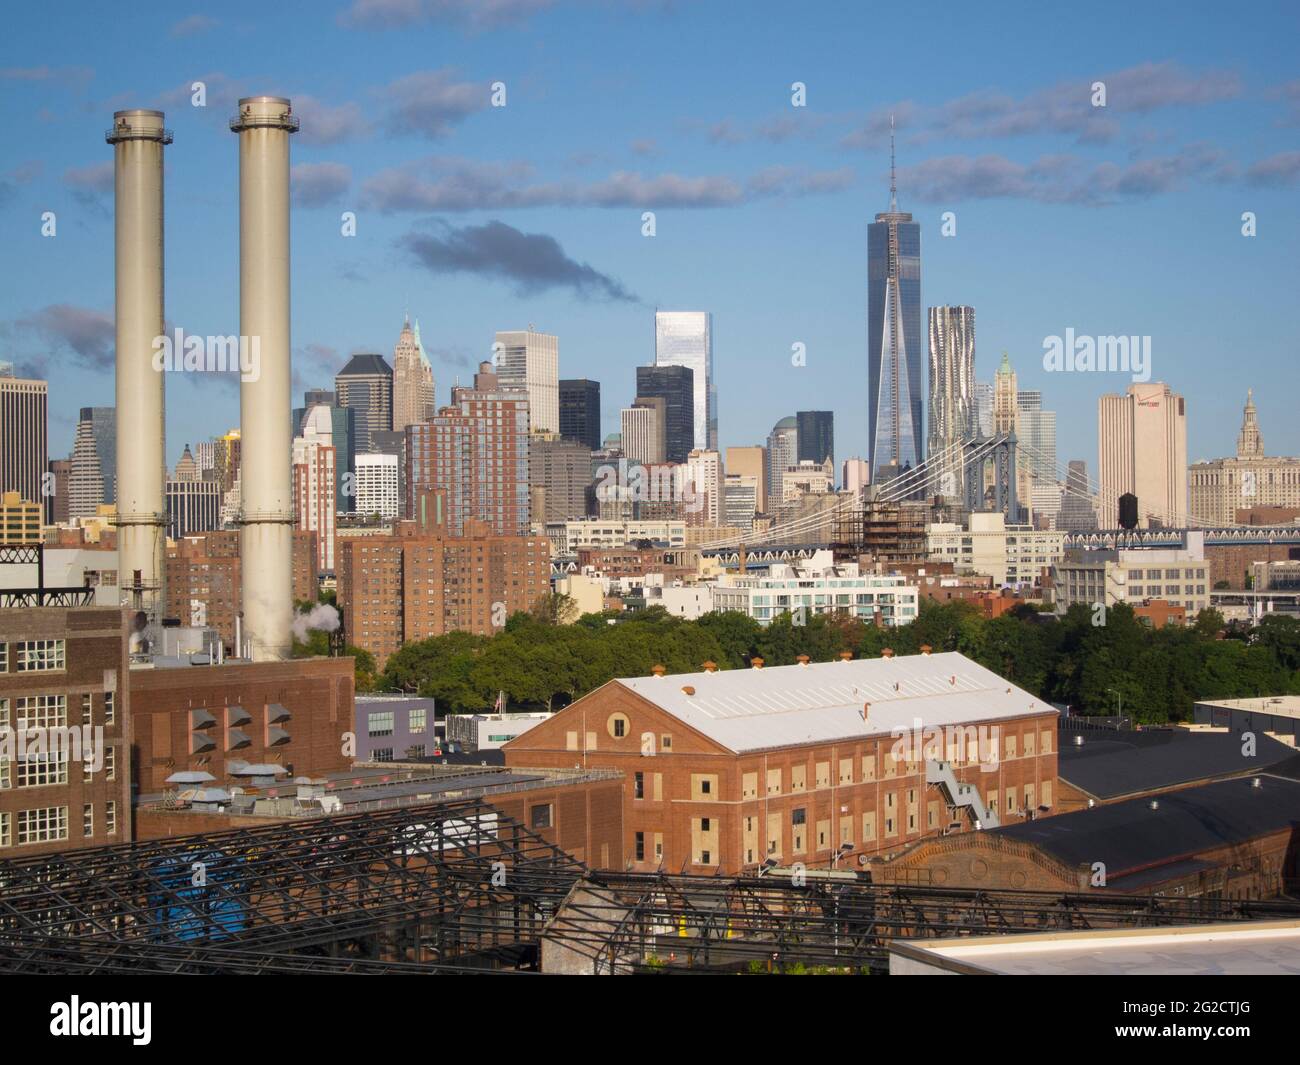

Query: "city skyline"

xmin=1 ymin=2 xmax=1298 ymax=476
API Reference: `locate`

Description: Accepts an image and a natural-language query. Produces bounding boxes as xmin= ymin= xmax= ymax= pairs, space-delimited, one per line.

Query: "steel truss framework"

xmin=0 ymin=795 xmax=582 ymax=973
xmin=542 ymin=872 xmax=1300 ymax=974
xmin=5 ymin=800 xmax=1300 ymax=975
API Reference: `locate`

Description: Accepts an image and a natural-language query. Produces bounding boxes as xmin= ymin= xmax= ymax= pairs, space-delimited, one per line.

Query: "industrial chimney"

xmin=107 ymin=110 xmax=171 ymax=619
xmin=230 ymin=97 xmax=298 ymax=660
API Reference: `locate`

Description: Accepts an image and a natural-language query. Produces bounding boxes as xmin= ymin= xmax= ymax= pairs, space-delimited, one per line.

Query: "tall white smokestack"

xmin=230 ymin=96 xmax=297 ymax=661
xmin=107 ymin=110 xmax=171 ymax=617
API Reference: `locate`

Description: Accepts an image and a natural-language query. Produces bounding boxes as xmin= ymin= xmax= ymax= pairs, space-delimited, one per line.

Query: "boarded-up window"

xmin=791 ymin=764 xmax=807 ymax=792
xmin=862 ymin=753 xmax=876 ymax=782
xmin=839 ymin=758 xmax=853 ymax=785
xmin=815 ymin=761 xmax=830 ymax=788
xmin=742 ymin=772 xmax=758 ymax=799
xmin=766 ymin=768 xmax=782 ymax=795
xmin=862 ymin=811 xmax=877 ymax=841
xmin=691 ymin=774 xmax=718 ymax=801
xmin=565 ymin=730 xmax=578 ymax=751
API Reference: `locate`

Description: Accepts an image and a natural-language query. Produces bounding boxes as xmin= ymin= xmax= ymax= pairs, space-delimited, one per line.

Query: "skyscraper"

xmin=654 ymin=311 xmax=715 ymax=451
xmin=392 ymin=316 xmax=435 ymax=432
xmin=1188 ymin=390 xmax=1300 ymax=524
xmin=796 ymin=411 xmax=835 ymax=473
xmin=867 ymin=124 xmax=922 ymax=484
xmin=0 ymin=368 xmax=48 ymax=507
xmin=622 ymin=399 xmax=666 ymax=465
xmin=293 ymin=391 xmax=356 ymax=515
xmin=636 ymin=364 xmax=695 ymax=463
xmin=293 ymin=405 xmax=337 ymax=572
xmin=68 ymin=407 xmax=117 ymax=518
xmin=335 ymin=353 xmax=393 ymax=454
xmin=684 ymin=448 xmax=722 ymax=527
xmin=1016 ymin=389 xmax=1058 ymax=488
xmin=766 ymin=417 xmax=798 ymax=510
xmin=726 ymin=446 xmax=767 ymax=513
xmin=1098 ymin=382 xmax=1188 ymax=528
xmin=1058 ymin=459 xmax=1098 ymax=531
xmin=927 ymin=306 xmax=975 ymax=499
xmin=495 ymin=328 xmax=559 ymax=434
xmin=559 ymin=378 xmax=601 ymax=450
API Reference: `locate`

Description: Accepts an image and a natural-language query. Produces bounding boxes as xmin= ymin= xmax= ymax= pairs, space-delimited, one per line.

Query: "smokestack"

xmin=230 ymin=97 xmax=298 ymax=661
xmin=107 ymin=110 xmax=171 ymax=616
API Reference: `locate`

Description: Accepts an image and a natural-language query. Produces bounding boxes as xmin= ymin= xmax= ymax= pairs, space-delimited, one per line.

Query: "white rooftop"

xmin=617 ymin=651 xmax=1049 ymax=754
xmin=891 ymin=920 xmax=1300 ymax=976
xmin=1196 ymin=695 xmax=1300 ymax=721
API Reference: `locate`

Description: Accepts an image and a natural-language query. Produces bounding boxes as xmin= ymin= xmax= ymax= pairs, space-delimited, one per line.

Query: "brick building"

xmin=504 ymin=651 xmax=1059 ymax=875
xmin=576 ymin=545 xmax=699 ymax=583
xmin=336 ymin=515 xmax=551 ymax=670
xmin=164 ymin=529 xmax=319 ymax=643
xmin=129 ymin=656 xmax=354 ymax=795
xmin=1 ymin=606 xmax=131 ymax=856
xmin=873 ymin=775 xmax=1300 ymax=900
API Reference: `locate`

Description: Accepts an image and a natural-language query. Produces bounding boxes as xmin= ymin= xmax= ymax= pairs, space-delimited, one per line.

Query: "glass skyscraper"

xmin=867 ymin=145 xmax=922 ymax=485
xmin=654 ymin=311 xmax=716 ymax=452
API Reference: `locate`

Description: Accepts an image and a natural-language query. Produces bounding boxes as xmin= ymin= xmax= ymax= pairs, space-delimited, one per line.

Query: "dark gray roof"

xmin=1058 ymin=727 xmax=1297 ymax=800
xmin=337 ymin=352 xmax=392 ymax=377
xmin=994 ymin=775 xmax=1300 ymax=878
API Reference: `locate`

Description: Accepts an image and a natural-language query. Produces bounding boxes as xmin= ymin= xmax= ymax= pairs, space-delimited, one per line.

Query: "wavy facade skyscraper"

xmin=867 ymin=122 xmax=922 ymax=486
xmin=927 ymin=306 xmax=975 ymax=499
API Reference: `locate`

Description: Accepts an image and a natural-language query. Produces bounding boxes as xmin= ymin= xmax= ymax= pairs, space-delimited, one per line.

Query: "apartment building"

xmin=926 ymin=510 xmax=1065 ymax=588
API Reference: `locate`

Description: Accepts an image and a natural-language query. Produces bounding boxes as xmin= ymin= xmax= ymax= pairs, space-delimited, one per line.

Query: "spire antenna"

xmin=889 ymin=113 xmax=898 ymax=212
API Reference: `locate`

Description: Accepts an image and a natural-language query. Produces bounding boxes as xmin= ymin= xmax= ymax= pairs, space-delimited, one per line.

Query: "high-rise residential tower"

xmin=927 ymin=306 xmax=975 ymax=498
xmin=292 ymin=405 xmax=337 ymax=572
xmin=867 ymin=123 xmax=922 ymax=484
xmin=654 ymin=311 xmax=715 ymax=451
xmin=335 ymin=353 xmax=393 ymax=454
xmin=392 ymin=316 xmax=435 ymax=432
xmin=495 ymin=328 xmax=559 ymax=434
xmin=559 ymin=378 xmax=601 ymax=450
xmin=1098 ymin=382 xmax=1188 ymax=528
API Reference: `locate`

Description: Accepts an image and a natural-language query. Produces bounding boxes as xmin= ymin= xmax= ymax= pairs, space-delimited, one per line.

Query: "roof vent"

xmin=893 ymin=682 xmax=900 ymax=691
xmin=751 ymin=656 xmax=765 ymax=670
xmin=861 ymin=702 xmax=870 ymax=722
xmin=838 ymin=650 xmax=853 ymax=662
xmin=701 ymin=660 xmax=718 ymax=673
xmin=796 ymin=654 xmax=810 ymax=666
xmin=881 ymin=648 xmax=894 ymax=659
xmin=950 ymin=675 xmax=956 ymax=685
xmin=681 ymin=685 xmax=696 ymax=696
xmin=651 ymin=664 xmax=666 ymax=677
xmin=920 ymin=644 xmax=932 ymax=656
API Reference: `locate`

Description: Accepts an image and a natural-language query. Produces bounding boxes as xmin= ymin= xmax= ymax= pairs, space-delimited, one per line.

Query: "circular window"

xmin=607 ymin=713 xmax=630 ymax=739
xmin=1010 ymin=870 xmax=1027 ymax=888
xmin=969 ymin=858 xmax=989 ymax=880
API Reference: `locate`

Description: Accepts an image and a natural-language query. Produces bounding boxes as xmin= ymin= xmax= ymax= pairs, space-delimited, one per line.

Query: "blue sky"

xmin=1 ymin=0 xmax=1297 ymax=478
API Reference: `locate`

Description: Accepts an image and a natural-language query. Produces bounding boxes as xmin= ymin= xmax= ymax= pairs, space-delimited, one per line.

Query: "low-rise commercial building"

xmin=926 ymin=511 xmax=1064 ymax=588
xmin=1051 ymin=533 xmax=1209 ymax=617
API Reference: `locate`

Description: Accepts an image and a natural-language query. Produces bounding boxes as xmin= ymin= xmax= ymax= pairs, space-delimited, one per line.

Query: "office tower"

xmin=294 ymin=391 xmax=356 ymax=514
xmin=1016 ymin=389 xmax=1057 ymax=488
xmin=973 ymin=381 xmax=994 ymax=438
xmin=292 ymin=406 xmax=337 ymax=572
xmin=685 ymin=448 xmax=722 ymax=527
xmin=842 ymin=457 xmax=870 ymax=494
xmin=166 ymin=478 xmax=221 ymax=539
xmin=47 ymin=458 xmax=71 ymax=524
xmin=867 ymin=125 xmax=922 ymax=483
xmin=724 ymin=473 xmax=758 ymax=528
xmin=726 ymin=446 xmax=767 ymax=513
xmin=1058 ymin=459 xmax=1098 ymax=531
xmin=212 ymin=429 xmax=241 ymax=495
xmin=335 ymin=352 xmax=393 ymax=453
xmin=405 ymin=361 xmax=530 ymax=536
xmin=1189 ymin=390 xmax=1300 ymax=524
xmin=392 ymin=316 xmax=436 ymax=432
xmin=353 ymin=453 xmax=400 ymax=519
xmin=68 ymin=407 xmax=117 ymax=518
xmin=529 ymin=436 xmax=591 ymax=523
xmin=621 ymin=398 xmax=667 ymax=465
xmin=559 ymin=378 xmax=601 ymax=450
xmin=993 ymin=353 xmax=1017 ymax=435
xmin=195 ymin=441 xmax=215 ymax=476
xmin=1098 ymin=382 xmax=1188 ymax=528
xmin=766 ymin=417 xmax=798 ymax=509
xmin=655 ymin=311 xmax=716 ymax=451
xmin=635 ymin=364 xmax=695 ymax=463
xmin=495 ymin=328 xmax=559 ymax=434
xmin=927 ymin=306 xmax=975 ymax=499
xmin=796 ymin=411 xmax=835 ymax=472
xmin=0 ymin=370 xmax=48 ymax=507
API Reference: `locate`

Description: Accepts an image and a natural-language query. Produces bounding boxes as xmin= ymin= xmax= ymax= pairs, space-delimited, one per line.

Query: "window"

xmin=104 ymin=746 xmax=116 ymax=781
xmin=701 ymin=817 xmax=711 ymax=832
xmin=660 ymin=734 xmax=672 ymax=751
xmin=105 ymin=801 xmax=117 ymax=836
xmin=792 ymin=808 xmax=806 ymax=826
xmin=15 ymin=695 xmax=66 ymax=730
xmin=700 ymin=778 xmax=711 ymax=795
xmin=0 ymin=643 xmax=6 ymax=672
xmin=17 ymin=750 xmax=66 ymax=788
xmin=635 ymin=831 xmax=645 ymax=860
xmin=368 ymin=711 xmax=394 ymax=738
xmin=14 ymin=640 xmax=65 ymax=672
xmin=0 ymin=811 xmax=8 ymax=847
xmin=104 ymin=692 xmax=115 ymax=726
xmin=607 ymin=713 xmax=629 ymax=739
xmin=17 ymin=806 xmax=68 ymax=845
xmin=372 ymin=748 xmax=394 ymax=762
xmin=81 ymin=694 xmax=93 ymax=725
xmin=634 ymin=771 xmax=644 ymax=799
xmin=408 ymin=707 xmax=426 ymax=734
xmin=83 ymin=803 xmax=93 ymax=838
xmin=530 ymin=803 xmax=553 ymax=830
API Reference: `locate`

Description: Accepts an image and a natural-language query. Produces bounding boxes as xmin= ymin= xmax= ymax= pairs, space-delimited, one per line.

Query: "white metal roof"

xmin=617 ymin=652 xmax=1050 ymax=754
